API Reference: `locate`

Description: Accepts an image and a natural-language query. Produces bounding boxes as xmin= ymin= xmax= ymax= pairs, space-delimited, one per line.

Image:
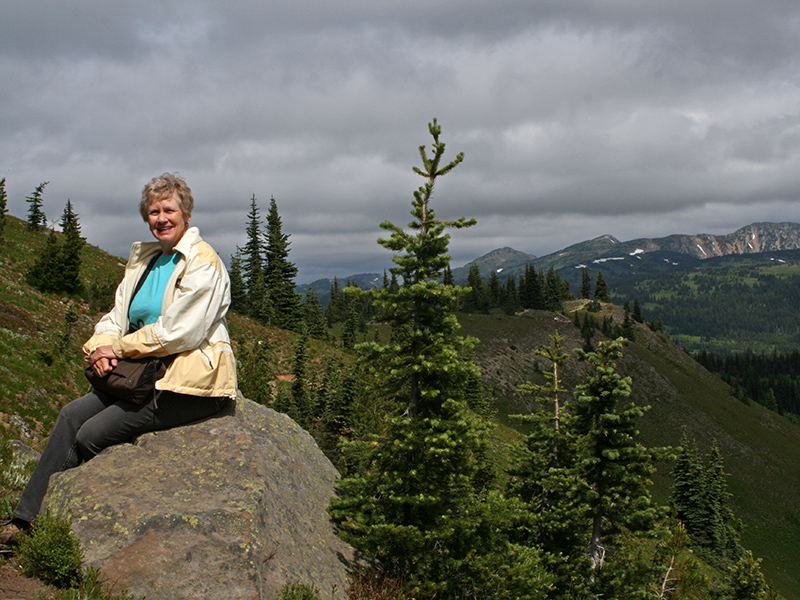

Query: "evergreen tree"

xmin=325 ymin=278 xmax=345 ymax=326
xmin=519 ymin=263 xmax=542 ymax=309
xmin=56 ymin=200 xmax=84 ymax=295
xmin=671 ymin=435 xmax=706 ymax=540
xmin=543 ymin=267 xmax=563 ymax=312
xmin=580 ymin=312 xmax=595 ymax=352
xmin=442 ymin=263 xmax=454 ymax=286
xmin=329 ymin=120 xmax=537 ymax=597
xmin=27 ymin=230 xmax=62 ymax=292
xmin=228 ymin=248 xmax=248 ymax=313
xmin=340 ymin=301 xmax=358 ymax=350
xmin=622 ymin=302 xmax=636 ymax=341
xmin=723 ymin=550 xmax=770 ymax=600
xmin=302 ymin=288 xmax=328 ymax=340
xmin=0 ymin=177 xmax=7 ymax=241
xmin=594 ymin=270 xmax=610 ymax=302
xmin=706 ymin=442 xmax=743 ymax=562
xmin=26 ymin=198 xmax=83 ymax=294
xmin=671 ymin=437 xmax=743 ymax=565
xmin=290 ymin=326 xmax=312 ymax=428
xmin=388 ymin=271 xmax=400 ymax=293
xmin=464 ymin=262 xmax=487 ymax=312
xmin=487 ymin=270 xmax=501 ymax=306
xmin=571 ymin=338 xmax=664 ymax=594
xmin=313 ymin=356 xmax=352 ymax=467
xmin=59 ymin=303 xmax=80 ymax=353
xmin=503 ymin=275 xmax=519 ymax=314
xmin=236 ymin=339 xmax=275 ymax=406
xmin=26 ymin=181 xmax=49 ymax=232
xmin=581 ymin=267 xmax=592 ymax=299
xmin=242 ymin=195 xmax=271 ymax=322
xmin=511 ymin=332 xmax=580 ymax=575
xmin=632 ymin=298 xmax=643 ymax=322
xmin=264 ymin=196 xmax=302 ymax=331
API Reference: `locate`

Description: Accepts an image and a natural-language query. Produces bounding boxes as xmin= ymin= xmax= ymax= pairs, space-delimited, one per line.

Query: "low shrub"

xmin=17 ymin=511 xmax=82 ymax=588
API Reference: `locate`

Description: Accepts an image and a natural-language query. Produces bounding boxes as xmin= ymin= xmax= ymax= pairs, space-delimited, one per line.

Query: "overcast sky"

xmin=3 ymin=1 xmax=800 ymax=282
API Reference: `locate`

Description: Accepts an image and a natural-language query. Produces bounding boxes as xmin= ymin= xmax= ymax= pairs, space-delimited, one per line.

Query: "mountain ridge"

xmin=461 ymin=221 xmax=800 ymax=280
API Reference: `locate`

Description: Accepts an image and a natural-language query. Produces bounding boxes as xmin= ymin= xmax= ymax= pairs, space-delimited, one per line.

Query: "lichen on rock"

xmin=43 ymin=394 xmax=356 ymax=600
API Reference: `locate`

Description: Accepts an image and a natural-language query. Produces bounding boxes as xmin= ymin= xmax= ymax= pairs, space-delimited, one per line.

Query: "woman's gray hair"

xmin=139 ymin=173 xmax=194 ymax=221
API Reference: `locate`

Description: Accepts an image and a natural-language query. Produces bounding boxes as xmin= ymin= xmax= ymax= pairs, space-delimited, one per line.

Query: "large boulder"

xmin=42 ymin=395 xmax=356 ymax=600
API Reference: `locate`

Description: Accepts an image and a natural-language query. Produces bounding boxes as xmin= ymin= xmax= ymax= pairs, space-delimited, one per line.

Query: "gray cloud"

xmin=3 ymin=1 xmax=800 ymax=283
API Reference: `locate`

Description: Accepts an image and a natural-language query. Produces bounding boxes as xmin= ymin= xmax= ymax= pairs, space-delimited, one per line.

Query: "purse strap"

xmin=126 ymin=252 xmax=162 ymax=335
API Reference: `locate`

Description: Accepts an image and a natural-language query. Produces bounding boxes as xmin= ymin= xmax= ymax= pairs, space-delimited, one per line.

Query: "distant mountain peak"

xmin=592 ymin=234 xmax=621 ymax=244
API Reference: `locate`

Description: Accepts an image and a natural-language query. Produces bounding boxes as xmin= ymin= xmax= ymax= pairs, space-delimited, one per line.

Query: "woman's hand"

xmin=90 ymin=346 xmax=119 ymax=377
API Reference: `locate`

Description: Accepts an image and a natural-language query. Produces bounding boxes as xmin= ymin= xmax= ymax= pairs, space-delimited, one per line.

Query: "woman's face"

xmin=147 ymin=192 xmax=190 ymax=254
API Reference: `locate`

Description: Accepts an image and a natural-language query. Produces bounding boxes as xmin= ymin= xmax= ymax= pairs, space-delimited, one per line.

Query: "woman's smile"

xmin=147 ymin=192 xmax=189 ymax=254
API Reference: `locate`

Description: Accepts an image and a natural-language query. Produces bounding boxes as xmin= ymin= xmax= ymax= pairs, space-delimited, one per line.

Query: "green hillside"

xmin=459 ymin=303 xmax=800 ymax=598
xmin=2 ymin=214 xmax=800 ymax=597
xmin=609 ymin=251 xmax=800 ymax=354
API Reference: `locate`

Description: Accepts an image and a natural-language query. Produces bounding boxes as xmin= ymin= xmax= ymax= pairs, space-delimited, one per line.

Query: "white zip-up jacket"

xmin=83 ymin=227 xmax=237 ymax=398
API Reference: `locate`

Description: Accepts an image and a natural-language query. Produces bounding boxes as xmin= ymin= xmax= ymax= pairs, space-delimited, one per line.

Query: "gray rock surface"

xmin=42 ymin=395 xmax=355 ymax=600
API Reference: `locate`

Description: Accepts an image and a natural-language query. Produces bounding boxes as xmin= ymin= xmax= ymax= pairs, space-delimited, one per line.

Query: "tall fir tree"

xmin=519 ymin=263 xmax=541 ymax=309
xmin=27 ymin=230 xmax=62 ymax=292
xmin=329 ymin=120 xmax=545 ymax=597
xmin=464 ymin=262 xmax=487 ymax=312
xmin=503 ymin=275 xmax=519 ymax=314
xmin=672 ymin=437 xmax=743 ymax=566
xmin=26 ymin=181 xmax=49 ymax=232
xmin=290 ymin=325 xmax=312 ymax=428
xmin=487 ymin=270 xmax=501 ymax=305
xmin=0 ymin=177 xmax=7 ymax=241
xmin=571 ymin=338 xmax=665 ymax=595
xmin=632 ymin=297 xmax=644 ymax=322
xmin=340 ymin=301 xmax=358 ymax=350
xmin=594 ymin=270 xmax=610 ymax=302
xmin=543 ymin=267 xmax=564 ymax=312
xmin=581 ymin=267 xmax=592 ymax=299
xmin=510 ymin=332 xmax=585 ymax=595
xmin=705 ymin=442 xmax=742 ymax=561
xmin=622 ymin=301 xmax=636 ymax=341
xmin=227 ymin=248 xmax=248 ymax=313
xmin=442 ymin=263 xmax=454 ymax=286
xmin=242 ymin=195 xmax=271 ymax=323
xmin=325 ymin=277 xmax=345 ymax=326
xmin=671 ymin=434 xmax=707 ymax=551
xmin=263 ymin=196 xmax=302 ymax=331
xmin=302 ymin=288 xmax=328 ymax=340
xmin=57 ymin=200 xmax=84 ymax=295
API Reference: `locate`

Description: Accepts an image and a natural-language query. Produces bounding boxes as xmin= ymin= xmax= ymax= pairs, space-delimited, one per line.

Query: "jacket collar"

xmin=128 ymin=227 xmax=202 ymax=266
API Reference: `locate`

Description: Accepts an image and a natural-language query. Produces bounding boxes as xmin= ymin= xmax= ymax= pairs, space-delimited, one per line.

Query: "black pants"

xmin=13 ymin=388 xmax=225 ymax=523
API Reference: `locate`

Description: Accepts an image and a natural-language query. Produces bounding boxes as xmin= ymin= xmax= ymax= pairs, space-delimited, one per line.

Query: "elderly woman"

xmin=0 ymin=173 xmax=236 ymax=544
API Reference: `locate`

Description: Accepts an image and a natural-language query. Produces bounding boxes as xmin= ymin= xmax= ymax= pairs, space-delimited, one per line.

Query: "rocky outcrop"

xmin=531 ymin=221 xmax=800 ymax=271
xmin=615 ymin=222 xmax=800 ymax=260
xmin=42 ymin=395 xmax=356 ymax=600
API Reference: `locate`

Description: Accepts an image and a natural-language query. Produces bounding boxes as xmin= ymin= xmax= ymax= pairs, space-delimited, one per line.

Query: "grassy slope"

xmin=0 ymin=217 xmax=124 ymax=444
xmin=459 ymin=302 xmax=800 ymax=599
